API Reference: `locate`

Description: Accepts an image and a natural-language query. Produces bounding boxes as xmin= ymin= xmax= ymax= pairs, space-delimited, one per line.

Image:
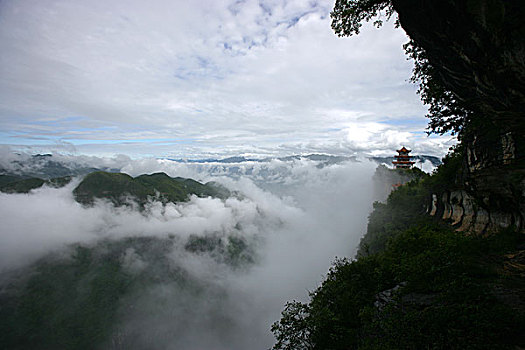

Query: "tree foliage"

xmin=403 ymin=41 xmax=471 ymax=136
xmin=331 ymin=0 xmax=395 ymax=36
xmin=271 ymin=301 xmax=312 ymax=350
xmin=272 ymin=211 xmax=524 ymax=349
xmin=72 ymin=171 xmax=229 ymax=207
xmin=331 ymin=1 xmax=469 ymax=136
xmin=272 ymin=154 xmax=524 ymax=349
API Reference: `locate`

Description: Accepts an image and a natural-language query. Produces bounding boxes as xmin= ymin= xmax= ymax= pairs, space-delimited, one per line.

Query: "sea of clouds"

xmin=0 ymin=153 xmax=378 ymax=349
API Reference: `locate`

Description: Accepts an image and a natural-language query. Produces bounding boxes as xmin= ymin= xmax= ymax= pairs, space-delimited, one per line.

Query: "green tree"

xmin=271 ymin=301 xmax=312 ymax=350
xmin=331 ymin=0 xmax=469 ymax=137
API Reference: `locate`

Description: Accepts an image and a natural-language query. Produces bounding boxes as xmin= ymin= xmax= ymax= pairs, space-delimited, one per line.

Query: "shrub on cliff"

xmin=272 ymin=225 xmax=524 ymax=349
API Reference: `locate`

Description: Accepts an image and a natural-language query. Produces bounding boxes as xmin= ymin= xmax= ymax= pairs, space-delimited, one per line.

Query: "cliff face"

xmin=392 ymin=0 xmax=525 ymax=127
xmin=429 ymin=189 xmax=521 ymax=234
xmin=392 ymin=0 xmax=525 ymax=232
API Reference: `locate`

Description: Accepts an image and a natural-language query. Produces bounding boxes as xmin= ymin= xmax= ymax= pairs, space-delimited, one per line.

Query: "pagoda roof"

xmin=396 ymin=146 xmax=411 ymax=153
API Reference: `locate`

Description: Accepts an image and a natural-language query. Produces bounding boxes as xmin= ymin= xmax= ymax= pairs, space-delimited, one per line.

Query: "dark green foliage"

xmin=364 ymin=147 xmax=464 ymax=255
xmin=46 ymin=175 xmax=73 ymax=188
xmin=0 ymin=171 xmax=229 ymax=206
xmin=271 ymin=301 xmax=312 ymax=350
xmin=135 ymin=172 xmax=193 ymax=202
xmin=272 ymin=150 xmax=525 ymax=349
xmin=226 ymin=235 xmax=255 ymax=267
xmin=421 ymin=145 xmax=464 ymax=193
xmin=0 ymin=177 xmax=45 ymax=193
xmin=0 ymin=243 xmax=133 ymax=349
xmin=272 ymin=225 xmax=524 ymax=349
xmin=398 ymin=166 xmax=427 ymax=179
xmin=171 ymin=177 xmax=231 ymax=200
xmin=0 ymin=233 xmax=256 ymax=349
xmin=73 ymin=171 xmax=230 ymax=206
xmin=306 ymin=256 xmax=394 ymax=350
xmin=361 ymin=178 xmax=431 ymax=255
xmin=185 ymin=235 xmax=223 ymax=254
xmin=331 ymin=0 xmax=395 ymax=37
xmin=373 ymin=164 xmax=427 ymax=185
xmin=403 ymin=40 xmax=470 ymax=136
xmin=360 ymin=228 xmax=523 ymax=350
xmin=203 ymin=180 xmax=232 ymax=198
xmin=331 ymin=1 xmax=471 ymax=137
xmin=0 ymin=174 xmax=26 ymax=186
xmin=73 ymin=172 xmax=153 ymax=205
xmin=372 ymin=164 xmax=428 ymax=201
xmin=0 ymin=175 xmax=72 ymax=193
xmin=185 ymin=234 xmax=255 ymax=267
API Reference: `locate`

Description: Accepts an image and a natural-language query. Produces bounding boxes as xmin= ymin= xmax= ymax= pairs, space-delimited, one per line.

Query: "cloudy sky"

xmin=0 ymin=0 xmax=455 ymax=158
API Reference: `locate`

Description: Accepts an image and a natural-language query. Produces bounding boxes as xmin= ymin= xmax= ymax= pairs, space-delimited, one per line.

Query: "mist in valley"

xmin=0 ymin=0 xmax=457 ymax=348
xmin=0 ymin=155 xmax=377 ymax=349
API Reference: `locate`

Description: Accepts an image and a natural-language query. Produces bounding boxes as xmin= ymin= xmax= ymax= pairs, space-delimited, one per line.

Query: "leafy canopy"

xmin=331 ymin=0 xmax=395 ymax=36
xmin=331 ymin=0 xmax=469 ymax=136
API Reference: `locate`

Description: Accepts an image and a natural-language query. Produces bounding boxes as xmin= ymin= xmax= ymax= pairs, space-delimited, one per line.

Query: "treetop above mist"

xmin=0 ymin=171 xmax=230 ymax=207
xmin=73 ymin=171 xmax=231 ymax=206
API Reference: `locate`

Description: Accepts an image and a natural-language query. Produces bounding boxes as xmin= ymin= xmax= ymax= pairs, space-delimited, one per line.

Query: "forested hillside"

xmin=272 ymin=154 xmax=525 ymax=349
xmin=0 ymin=171 xmax=229 ymax=207
xmin=272 ymin=0 xmax=525 ymax=348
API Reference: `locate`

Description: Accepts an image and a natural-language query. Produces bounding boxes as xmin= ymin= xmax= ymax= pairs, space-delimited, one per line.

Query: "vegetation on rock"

xmin=332 ymin=0 xmax=525 ymax=229
xmin=0 ymin=170 xmax=230 ymax=207
xmin=73 ymin=171 xmax=230 ymax=206
xmin=271 ymin=5 xmax=525 ymax=347
xmin=272 ymin=158 xmax=525 ymax=349
xmin=0 ymin=175 xmax=72 ymax=193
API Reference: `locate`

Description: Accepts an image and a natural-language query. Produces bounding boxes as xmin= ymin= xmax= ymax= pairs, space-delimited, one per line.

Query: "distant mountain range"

xmin=168 ymin=153 xmax=442 ymax=167
xmin=166 ymin=153 xmax=357 ymax=164
xmin=0 ymin=154 xmax=119 ymax=180
xmin=0 ymin=153 xmax=442 ymax=191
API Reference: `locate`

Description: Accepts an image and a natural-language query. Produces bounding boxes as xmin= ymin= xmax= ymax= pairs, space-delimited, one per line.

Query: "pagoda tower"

xmin=392 ymin=146 xmax=415 ymax=169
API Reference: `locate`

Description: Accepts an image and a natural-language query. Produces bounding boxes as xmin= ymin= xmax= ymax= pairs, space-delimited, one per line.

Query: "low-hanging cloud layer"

xmin=0 ymin=157 xmax=377 ymax=349
xmin=0 ymin=0 xmax=455 ymax=158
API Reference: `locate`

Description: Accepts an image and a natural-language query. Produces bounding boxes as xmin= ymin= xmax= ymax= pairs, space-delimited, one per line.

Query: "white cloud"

xmin=0 ymin=156 xmax=377 ymax=348
xmin=0 ymin=0 xmax=450 ymax=158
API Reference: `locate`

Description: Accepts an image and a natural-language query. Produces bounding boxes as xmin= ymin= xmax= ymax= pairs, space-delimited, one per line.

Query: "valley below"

xmin=0 ymin=154 xmax=381 ymax=349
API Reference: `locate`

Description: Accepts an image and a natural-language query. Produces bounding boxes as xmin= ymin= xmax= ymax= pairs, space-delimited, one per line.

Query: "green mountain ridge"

xmin=73 ymin=171 xmax=230 ymax=206
xmin=0 ymin=175 xmax=73 ymax=193
xmin=0 ymin=171 xmax=230 ymax=206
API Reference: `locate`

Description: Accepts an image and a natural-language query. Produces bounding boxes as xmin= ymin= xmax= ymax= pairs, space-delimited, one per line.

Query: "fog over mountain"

xmin=0 ymin=153 xmax=378 ymax=349
xmin=0 ymin=147 xmax=439 ymax=181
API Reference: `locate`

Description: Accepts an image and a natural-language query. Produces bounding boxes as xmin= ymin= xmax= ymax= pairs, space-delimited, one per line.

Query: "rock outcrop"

xmin=391 ymin=0 xmax=525 ymax=232
xmin=429 ymin=189 xmax=523 ymax=234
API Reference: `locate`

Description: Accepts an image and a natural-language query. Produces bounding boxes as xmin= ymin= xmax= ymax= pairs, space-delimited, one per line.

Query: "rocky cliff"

xmin=391 ymin=0 xmax=525 ymax=232
xmin=429 ymin=189 xmax=522 ymax=234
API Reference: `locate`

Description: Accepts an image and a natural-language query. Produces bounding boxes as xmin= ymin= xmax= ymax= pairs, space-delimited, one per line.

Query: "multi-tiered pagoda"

xmin=392 ymin=146 xmax=415 ymax=169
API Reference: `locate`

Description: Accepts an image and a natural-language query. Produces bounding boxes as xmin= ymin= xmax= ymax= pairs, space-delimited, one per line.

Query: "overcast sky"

xmin=0 ymin=0 xmax=455 ymax=158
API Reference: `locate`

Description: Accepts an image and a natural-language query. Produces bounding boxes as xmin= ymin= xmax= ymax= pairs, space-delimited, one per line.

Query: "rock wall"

xmin=392 ymin=0 xmax=525 ymax=128
xmin=429 ymin=189 xmax=523 ymax=234
xmin=391 ymin=0 xmax=525 ymax=232
xmin=462 ymin=132 xmax=525 ymax=230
